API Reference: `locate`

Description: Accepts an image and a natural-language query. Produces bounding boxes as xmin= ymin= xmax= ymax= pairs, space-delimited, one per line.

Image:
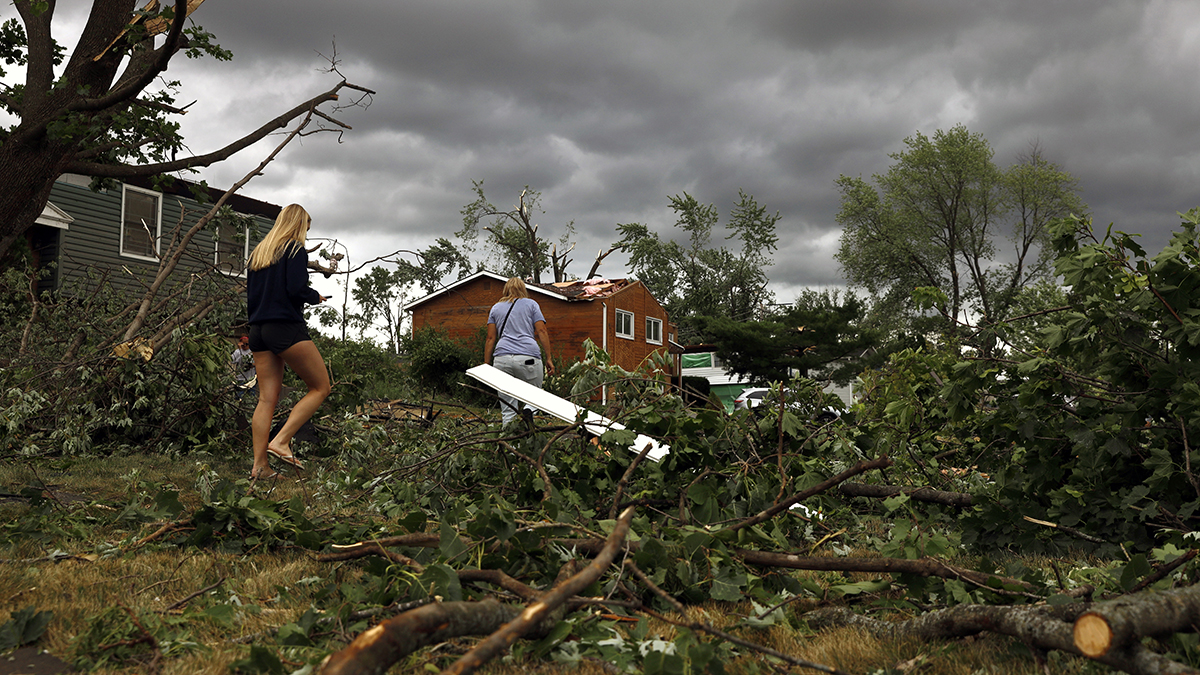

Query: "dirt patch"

xmin=0 ymin=647 xmax=73 ymax=675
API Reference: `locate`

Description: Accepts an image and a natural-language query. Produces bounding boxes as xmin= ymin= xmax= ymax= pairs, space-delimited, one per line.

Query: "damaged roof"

xmin=534 ymin=277 xmax=632 ymax=301
xmin=404 ymin=270 xmax=636 ymax=311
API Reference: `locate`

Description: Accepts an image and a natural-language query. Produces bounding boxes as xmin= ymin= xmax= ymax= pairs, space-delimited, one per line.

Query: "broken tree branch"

xmin=736 ymin=550 xmax=1040 ymax=594
xmin=440 ymin=506 xmax=636 ymax=675
xmin=721 ymin=456 xmax=892 ymax=535
xmin=838 ymin=482 xmax=973 ymax=507
xmin=628 ymin=561 xmax=852 ymax=675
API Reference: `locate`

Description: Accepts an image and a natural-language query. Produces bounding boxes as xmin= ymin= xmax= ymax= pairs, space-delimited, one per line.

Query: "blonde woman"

xmin=483 ymin=277 xmax=555 ymax=425
xmin=245 ymin=204 xmax=330 ymax=479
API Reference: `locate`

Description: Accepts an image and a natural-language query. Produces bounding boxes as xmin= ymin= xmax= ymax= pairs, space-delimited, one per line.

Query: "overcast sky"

xmin=22 ymin=1 xmax=1200 ymax=304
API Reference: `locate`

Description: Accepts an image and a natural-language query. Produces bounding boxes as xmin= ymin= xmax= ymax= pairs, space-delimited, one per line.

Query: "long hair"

xmin=247 ymin=204 xmax=310 ymax=271
xmin=498 ymin=277 xmax=529 ymax=304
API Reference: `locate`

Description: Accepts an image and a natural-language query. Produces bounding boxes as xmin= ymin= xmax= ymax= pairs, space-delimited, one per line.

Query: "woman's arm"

xmin=484 ymin=323 xmax=497 ymax=365
xmin=534 ymin=320 xmax=554 ymax=374
xmin=287 ymin=247 xmax=322 ymax=305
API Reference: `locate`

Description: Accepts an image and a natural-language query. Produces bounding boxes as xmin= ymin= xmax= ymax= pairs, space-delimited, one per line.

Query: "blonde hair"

xmin=248 ymin=204 xmax=311 ymax=271
xmin=499 ymin=277 xmax=529 ymax=304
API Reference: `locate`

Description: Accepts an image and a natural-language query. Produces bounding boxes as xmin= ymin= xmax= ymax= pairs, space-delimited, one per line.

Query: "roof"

xmin=123 ymin=174 xmax=282 ymax=220
xmin=539 ymin=277 xmax=633 ymax=301
xmin=404 ymin=271 xmax=637 ymax=311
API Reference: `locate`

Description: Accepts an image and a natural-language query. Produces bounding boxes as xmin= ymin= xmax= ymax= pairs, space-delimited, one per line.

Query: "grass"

xmin=0 ymin=450 xmax=1107 ymax=675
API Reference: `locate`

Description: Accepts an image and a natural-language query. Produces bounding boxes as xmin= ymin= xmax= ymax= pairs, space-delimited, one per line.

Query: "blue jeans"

xmin=493 ymin=354 xmax=543 ymax=425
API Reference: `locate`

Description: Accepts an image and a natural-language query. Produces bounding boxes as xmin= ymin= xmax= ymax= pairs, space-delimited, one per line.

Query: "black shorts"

xmin=248 ymin=322 xmax=311 ymax=355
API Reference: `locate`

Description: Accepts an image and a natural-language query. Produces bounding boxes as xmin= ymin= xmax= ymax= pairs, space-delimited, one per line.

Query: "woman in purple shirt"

xmin=245 ymin=204 xmax=330 ymax=479
xmin=484 ymin=277 xmax=555 ymax=426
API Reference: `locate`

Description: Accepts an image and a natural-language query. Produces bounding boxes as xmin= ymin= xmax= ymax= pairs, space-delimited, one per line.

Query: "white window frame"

xmin=615 ymin=309 xmax=634 ymax=340
xmin=214 ymin=221 xmax=250 ymax=276
xmin=119 ymin=184 xmax=162 ymax=261
xmin=645 ymin=316 xmax=662 ymax=345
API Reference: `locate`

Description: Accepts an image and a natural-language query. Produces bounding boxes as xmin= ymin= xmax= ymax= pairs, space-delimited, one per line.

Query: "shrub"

xmin=399 ymin=326 xmax=479 ymax=398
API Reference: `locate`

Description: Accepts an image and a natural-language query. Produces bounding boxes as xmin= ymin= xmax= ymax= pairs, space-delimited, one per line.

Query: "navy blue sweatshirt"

xmin=246 ymin=245 xmax=322 ymax=324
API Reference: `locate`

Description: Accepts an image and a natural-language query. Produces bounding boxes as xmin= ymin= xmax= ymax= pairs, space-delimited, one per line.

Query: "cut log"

xmin=808 ymin=604 xmax=1200 ymax=675
xmin=1073 ymin=582 xmax=1200 ymax=658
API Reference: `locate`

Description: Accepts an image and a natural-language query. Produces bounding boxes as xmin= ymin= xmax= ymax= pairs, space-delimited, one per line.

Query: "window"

xmin=645 ymin=317 xmax=662 ymax=345
xmin=615 ymin=309 xmax=634 ymax=339
xmin=120 ymin=185 xmax=161 ymax=259
xmin=215 ymin=222 xmax=249 ymax=275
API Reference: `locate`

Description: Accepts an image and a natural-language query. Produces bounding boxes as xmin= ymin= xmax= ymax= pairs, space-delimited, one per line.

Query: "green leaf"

xmin=0 ymin=607 xmax=53 ymax=651
xmin=418 ymin=563 xmax=463 ymax=602
xmin=644 ymin=649 xmax=686 ymax=675
xmin=829 ymin=579 xmax=891 ymax=597
xmin=201 ymin=604 xmax=237 ymax=628
xmin=1118 ymin=554 xmax=1152 ymax=592
xmin=438 ymin=519 xmax=468 ymax=560
xmin=231 ymin=645 xmax=285 ymax=675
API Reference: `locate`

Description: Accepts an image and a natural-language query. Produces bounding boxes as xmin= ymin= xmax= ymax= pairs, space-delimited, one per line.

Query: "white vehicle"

xmin=732 ymin=387 xmax=774 ymax=411
xmin=733 ymin=386 xmax=840 ymax=423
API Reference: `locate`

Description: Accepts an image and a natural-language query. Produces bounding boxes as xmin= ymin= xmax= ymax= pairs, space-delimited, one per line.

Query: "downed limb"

xmin=316 ymin=507 xmax=636 ymax=675
xmin=441 ymin=506 xmax=637 ymax=675
xmin=736 ymin=550 xmax=1040 ymax=594
xmin=720 ymin=456 xmax=893 ymax=535
xmin=807 ymin=603 xmax=1200 ymax=675
xmin=628 ymin=561 xmax=852 ymax=675
xmin=1073 ymin=581 xmax=1200 ymax=659
xmin=1023 ymin=515 xmax=1108 ymax=545
xmin=838 ymin=482 xmax=973 ymax=507
xmin=314 ymin=598 xmax=530 ymax=675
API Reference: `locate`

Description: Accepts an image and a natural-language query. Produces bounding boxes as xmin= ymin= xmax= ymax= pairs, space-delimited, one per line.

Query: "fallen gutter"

xmin=465 ymin=364 xmax=670 ymax=462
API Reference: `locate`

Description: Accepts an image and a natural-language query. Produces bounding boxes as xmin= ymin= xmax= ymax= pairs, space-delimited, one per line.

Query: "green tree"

xmin=392 ymin=238 xmax=473 ymax=295
xmin=938 ymin=211 xmax=1200 ymax=551
xmin=697 ymin=290 xmax=880 ymax=385
xmin=457 ymin=181 xmax=601 ymax=283
xmin=351 ymin=266 xmax=408 ymax=353
xmin=0 ymin=1 xmax=367 ymax=259
xmin=616 ymin=190 xmax=779 ymax=339
xmin=835 ymin=126 xmax=1085 ymax=341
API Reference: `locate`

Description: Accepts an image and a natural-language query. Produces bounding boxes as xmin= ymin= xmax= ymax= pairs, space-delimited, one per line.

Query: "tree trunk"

xmin=0 ymin=141 xmax=75 ymax=259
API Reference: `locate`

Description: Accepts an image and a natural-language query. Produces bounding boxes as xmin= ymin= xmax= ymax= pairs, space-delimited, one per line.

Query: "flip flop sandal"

xmin=266 ymin=447 xmax=304 ymax=470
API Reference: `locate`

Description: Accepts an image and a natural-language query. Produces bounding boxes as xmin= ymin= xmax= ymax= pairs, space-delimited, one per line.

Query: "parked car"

xmin=732 ymin=387 xmax=773 ymax=411
xmin=733 ymin=386 xmax=841 ymax=423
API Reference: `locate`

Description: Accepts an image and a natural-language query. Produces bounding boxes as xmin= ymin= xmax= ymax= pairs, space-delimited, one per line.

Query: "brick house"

xmin=404 ymin=271 xmax=675 ymax=373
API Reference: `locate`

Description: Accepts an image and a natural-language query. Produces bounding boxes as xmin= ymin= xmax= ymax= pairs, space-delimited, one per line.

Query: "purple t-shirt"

xmin=488 ymin=297 xmax=546 ymax=357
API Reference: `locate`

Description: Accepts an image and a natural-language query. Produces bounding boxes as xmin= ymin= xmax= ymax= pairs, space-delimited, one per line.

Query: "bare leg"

xmin=251 ymin=350 xmax=284 ymax=477
xmin=265 ymin=340 xmax=331 ymax=459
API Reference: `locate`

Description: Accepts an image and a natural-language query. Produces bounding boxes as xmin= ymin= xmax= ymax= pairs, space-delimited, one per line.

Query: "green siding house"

xmin=28 ymin=174 xmax=280 ymax=304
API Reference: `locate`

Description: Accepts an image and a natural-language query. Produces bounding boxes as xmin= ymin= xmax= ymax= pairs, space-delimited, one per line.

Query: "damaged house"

xmin=404 ymin=271 xmax=675 ymax=374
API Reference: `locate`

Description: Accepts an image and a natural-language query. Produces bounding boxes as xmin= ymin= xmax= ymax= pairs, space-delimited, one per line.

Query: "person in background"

xmin=245 ymin=204 xmax=330 ymax=480
xmin=230 ymin=335 xmax=255 ymax=398
xmin=483 ymin=277 xmax=555 ymax=426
